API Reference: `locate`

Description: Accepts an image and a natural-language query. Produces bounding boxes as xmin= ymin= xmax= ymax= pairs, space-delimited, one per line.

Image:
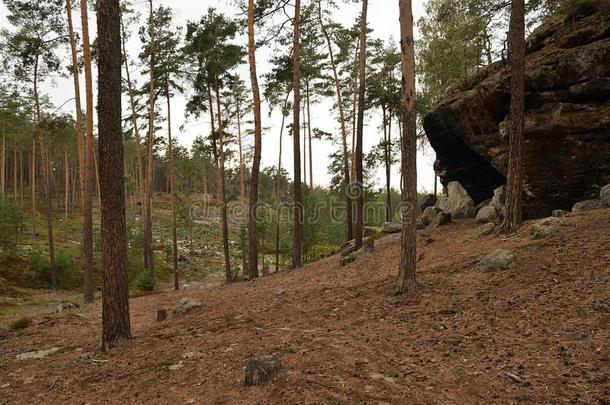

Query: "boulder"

xmin=475 ymin=249 xmax=516 ymax=273
xmin=381 ymin=222 xmax=402 ymax=234
xmin=421 ymin=206 xmax=442 ymax=225
xmin=435 ymin=182 xmax=476 ymax=219
xmin=572 ymin=199 xmax=604 ymax=213
xmin=476 ymin=206 xmax=498 ymax=224
xmin=245 ymin=355 xmax=281 ymax=386
xmin=532 ymin=217 xmax=561 ymax=239
xmin=363 ymin=236 xmax=375 ymax=253
xmin=489 ymin=186 xmax=507 ymax=219
xmin=429 ymin=212 xmax=452 ymax=228
xmin=174 ymin=297 xmax=202 ymax=315
xmin=467 ymin=223 xmax=496 ymax=241
xmin=416 ymin=217 xmax=425 ymax=230
xmin=424 ymin=1 xmax=610 ymax=217
xmin=418 ymin=194 xmax=437 ymax=212
xmin=340 ymin=240 xmax=357 ymax=256
xmin=601 ymin=184 xmax=610 ymax=207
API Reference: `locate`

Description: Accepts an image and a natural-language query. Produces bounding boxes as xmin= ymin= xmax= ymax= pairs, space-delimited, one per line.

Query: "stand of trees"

xmin=0 ymin=0 xmax=577 ymax=349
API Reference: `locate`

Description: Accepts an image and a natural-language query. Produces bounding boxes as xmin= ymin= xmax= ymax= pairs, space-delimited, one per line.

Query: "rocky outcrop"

xmin=435 ymin=182 xmax=476 ymax=219
xmin=424 ymin=1 xmax=610 ymax=218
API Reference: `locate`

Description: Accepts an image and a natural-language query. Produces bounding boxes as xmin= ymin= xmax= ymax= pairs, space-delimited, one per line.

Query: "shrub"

xmin=0 ymin=198 xmax=25 ymax=254
xmin=8 ymin=316 xmax=31 ymax=331
xmin=134 ymin=271 xmax=155 ymax=291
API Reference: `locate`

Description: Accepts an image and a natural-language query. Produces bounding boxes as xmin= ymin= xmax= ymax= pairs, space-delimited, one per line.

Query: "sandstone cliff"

xmin=424 ymin=0 xmax=610 ymax=217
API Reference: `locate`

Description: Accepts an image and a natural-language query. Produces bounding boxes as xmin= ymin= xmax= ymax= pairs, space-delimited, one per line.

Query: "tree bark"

xmin=395 ymin=0 xmax=418 ymax=295
xmin=501 ymin=0 xmax=525 ymax=235
xmin=66 ymin=0 xmax=86 ymax=209
xmin=144 ymin=0 xmax=156 ymax=281
xmin=317 ymin=0 xmax=353 ymax=240
xmin=1 ymin=125 xmax=5 ymax=197
xmin=275 ymin=92 xmax=290 ymax=273
xmin=292 ymin=0 xmax=304 ymax=269
xmin=235 ymin=89 xmax=246 ymax=203
xmin=306 ymin=80 xmax=313 ymax=188
xmin=97 ymin=0 xmax=131 ymax=351
xmin=213 ymin=75 xmax=233 ymax=283
xmin=384 ymin=107 xmax=392 ymax=223
xmin=81 ymin=0 xmax=95 ymax=302
xmin=64 ymin=145 xmax=69 ymax=241
xmin=355 ymin=0 xmax=368 ymax=249
xmin=247 ymin=0 xmax=263 ymax=280
xmin=165 ymin=78 xmax=179 ymax=290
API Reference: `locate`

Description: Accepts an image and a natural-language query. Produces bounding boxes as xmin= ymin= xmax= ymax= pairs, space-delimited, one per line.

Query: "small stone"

xmin=182 ymin=352 xmax=202 ymax=360
xmin=552 ymin=209 xmax=570 ymax=218
xmin=476 ymin=249 xmax=515 ymax=273
xmin=340 ymin=255 xmax=356 ymax=267
xmin=56 ymin=301 xmax=79 ymax=313
xmin=245 ymin=355 xmax=280 ymax=386
xmin=174 ymin=298 xmax=202 ymax=315
xmin=16 ymin=348 xmax=60 ymax=360
xmin=272 ymin=287 xmax=286 ymax=297
xmin=169 ymin=362 xmax=184 ymax=371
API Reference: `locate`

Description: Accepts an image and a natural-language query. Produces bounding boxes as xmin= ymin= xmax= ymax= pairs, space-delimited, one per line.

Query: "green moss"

xmin=8 ymin=316 xmax=31 ymax=330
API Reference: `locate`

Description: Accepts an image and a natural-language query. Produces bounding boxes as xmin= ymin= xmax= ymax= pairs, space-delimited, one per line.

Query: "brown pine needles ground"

xmin=1 ymin=209 xmax=609 ymax=404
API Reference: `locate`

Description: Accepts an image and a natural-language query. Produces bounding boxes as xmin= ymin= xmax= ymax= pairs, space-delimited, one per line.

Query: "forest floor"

xmin=1 ymin=209 xmax=609 ymax=404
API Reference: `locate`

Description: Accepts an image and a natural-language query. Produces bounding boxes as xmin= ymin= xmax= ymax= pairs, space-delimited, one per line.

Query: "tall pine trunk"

xmin=213 ymin=75 xmax=232 ymax=283
xmin=1 ymin=125 xmax=5 ymax=197
xmin=501 ymin=0 xmax=526 ymax=234
xmin=165 ymin=79 xmax=179 ymax=290
xmin=66 ymin=0 xmax=86 ymax=209
xmin=395 ymin=0 xmax=418 ymax=295
xmin=275 ymin=92 xmax=290 ymax=273
xmin=292 ymin=0 xmax=304 ymax=269
xmin=144 ymin=0 xmax=156 ymax=281
xmin=355 ymin=0 xmax=368 ymax=249
xmin=97 ymin=0 xmax=131 ymax=350
xmin=64 ymin=146 xmax=69 ymax=241
xmin=306 ymin=80 xmax=313 ymax=188
xmin=247 ymin=0 xmax=263 ymax=280
xmin=318 ymin=0 xmax=353 ymax=240
xmin=81 ymin=0 xmax=95 ymax=302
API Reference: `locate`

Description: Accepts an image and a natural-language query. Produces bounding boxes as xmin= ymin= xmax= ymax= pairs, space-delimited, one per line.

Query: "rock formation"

xmin=424 ymin=0 xmax=610 ymax=218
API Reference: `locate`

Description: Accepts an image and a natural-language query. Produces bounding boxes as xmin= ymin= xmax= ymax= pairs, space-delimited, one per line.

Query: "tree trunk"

xmin=64 ymin=146 xmax=69 ymax=242
xmin=40 ymin=135 xmax=57 ymax=289
xmin=81 ymin=0 xmax=96 ymax=302
xmin=144 ymin=0 xmax=156 ymax=281
xmin=355 ymin=0 xmax=368 ymax=249
xmin=501 ymin=0 xmax=526 ymax=235
xmin=351 ymin=40 xmax=360 ymax=182
xmin=292 ymin=0 xmax=304 ymax=269
xmin=213 ymin=75 xmax=233 ymax=283
xmin=306 ymin=80 xmax=313 ymax=188
xmin=97 ymin=0 xmax=131 ymax=351
xmin=235 ymin=91 xmax=246 ymax=203
xmin=275 ymin=92 xmax=290 ymax=273
xmin=13 ymin=140 xmax=17 ymax=201
xmin=384 ymin=107 xmax=392 ymax=223
xmin=395 ymin=0 xmax=418 ymax=295
xmin=165 ymin=79 xmax=179 ymax=290
xmin=247 ymin=0 xmax=263 ymax=280
xmin=1 ymin=125 xmax=5 ymax=197
xmin=66 ymin=0 xmax=86 ymax=209
xmin=318 ymin=0 xmax=353 ymax=240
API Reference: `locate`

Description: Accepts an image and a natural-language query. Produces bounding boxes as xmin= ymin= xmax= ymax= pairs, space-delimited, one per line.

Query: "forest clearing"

xmin=1 ymin=0 xmax=609 ymax=403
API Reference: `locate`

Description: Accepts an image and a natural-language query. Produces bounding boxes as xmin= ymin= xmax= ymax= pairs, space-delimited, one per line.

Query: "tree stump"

xmin=156 ymin=308 xmax=167 ymax=322
xmin=244 ymin=355 xmax=280 ymax=386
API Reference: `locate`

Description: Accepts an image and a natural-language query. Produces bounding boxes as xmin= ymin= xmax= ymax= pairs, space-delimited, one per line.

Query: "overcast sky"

xmin=0 ymin=0 xmax=437 ymax=192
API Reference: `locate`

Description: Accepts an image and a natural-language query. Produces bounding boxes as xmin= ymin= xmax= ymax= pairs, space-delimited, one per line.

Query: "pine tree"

xmin=97 ymin=0 xmax=131 ymax=350
xmin=395 ymin=0 xmax=418 ymax=295
xmin=501 ymin=0 xmax=526 ymax=234
xmin=292 ymin=0 xmax=304 ymax=269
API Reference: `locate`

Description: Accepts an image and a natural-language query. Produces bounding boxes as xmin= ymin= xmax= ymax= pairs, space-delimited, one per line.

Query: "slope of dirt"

xmin=1 ymin=210 xmax=609 ymax=404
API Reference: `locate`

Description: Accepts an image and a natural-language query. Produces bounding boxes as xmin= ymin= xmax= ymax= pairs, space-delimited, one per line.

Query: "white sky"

xmin=0 ymin=0 xmax=437 ymax=192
